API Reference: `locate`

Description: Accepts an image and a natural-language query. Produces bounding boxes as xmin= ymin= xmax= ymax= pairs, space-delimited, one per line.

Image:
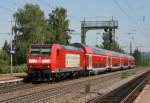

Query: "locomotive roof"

xmin=70 ymin=43 xmax=92 ymax=53
xmin=61 ymin=45 xmax=82 ymax=51
xmin=30 ymin=44 xmax=51 ymax=48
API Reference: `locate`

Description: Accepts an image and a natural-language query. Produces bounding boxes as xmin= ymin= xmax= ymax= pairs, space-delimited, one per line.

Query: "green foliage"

xmin=138 ymin=56 xmax=150 ymax=66
xmin=110 ymin=40 xmax=124 ymax=53
xmin=0 ymin=64 xmax=27 ymax=74
xmin=132 ymin=48 xmax=141 ymax=65
xmin=0 ymin=50 xmax=26 ymax=74
xmin=102 ymin=30 xmax=111 ymax=50
xmin=96 ymin=44 xmax=103 ymax=48
xmin=14 ymin=41 xmax=27 ymax=65
xmin=13 ymin=4 xmax=70 ymax=64
xmin=2 ymin=40 xmax=10 ymax=53
xmin=0 ymin=66 xmax=10 ymax=73
xmin=13 ymin=64 xmax=27 ymax=73
xmin=132 ymin=48 xmax=150 ymax=66
xmin=120 ymin=70 xmax=134 ymax=79
xmin=13 ymin=4 xmax=48 ymax=64
xmin=0 ymin=50 xmax=10 ymax=67
xmin=47 ymin=7 xmax=70 ymax=44
xmin=97 ymin=32 xmax=124 ymax=53
xmin=14 ymin=4 xmax=49 ymax=43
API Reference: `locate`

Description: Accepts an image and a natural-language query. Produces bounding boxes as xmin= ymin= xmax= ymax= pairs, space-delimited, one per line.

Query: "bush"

xmin=139 ymin=56 xmax=150 ymax=67
xmin=120 ymin=70 xmax=134 ymax=79
xmin=13 ymin=64 xmax=27 ymax=73
xmin=0 ymin=64 xmax=27 ymax=74
xmin=0 ymin=66 xmax=10 ymax=74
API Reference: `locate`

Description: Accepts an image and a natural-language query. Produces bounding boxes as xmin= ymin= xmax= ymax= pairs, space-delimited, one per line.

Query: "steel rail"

xmin=121 ymin=71 xmax=150 ymax=103
xmin=0 ymin=70 xmax=123 ymax=103
xmin=87 ymin=71 xmax=150 ymax=103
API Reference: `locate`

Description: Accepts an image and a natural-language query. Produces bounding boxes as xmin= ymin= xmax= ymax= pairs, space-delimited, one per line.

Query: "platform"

xmin=0 ymin=73 xmax=26 ymax=84
xmin=134 ymin=80 xmax=150 ymax=103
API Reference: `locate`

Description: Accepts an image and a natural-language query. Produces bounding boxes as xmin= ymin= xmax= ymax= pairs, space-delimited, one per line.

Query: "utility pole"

xmin=128 ymin=33 xmax=134 ymax=55
xmin=10 ymin=20 xmax=13 ymax=74
xmin=130 ymin=41 xmax=132 ymax=55
xmin=81 ymin=17 xmax=86 ymax=44
xmin=112 ymin=16 xmax=115 ymax=40
xmin=10 ymin=19 xmax=16 ymax=74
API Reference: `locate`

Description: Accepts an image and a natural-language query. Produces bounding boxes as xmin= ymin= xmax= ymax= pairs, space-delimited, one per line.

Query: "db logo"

xmin=38 ymin=57 xmax=42 ymax=63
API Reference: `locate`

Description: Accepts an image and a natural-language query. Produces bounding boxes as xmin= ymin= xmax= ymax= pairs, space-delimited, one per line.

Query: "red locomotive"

xmin=27 ymin=43 xmax=135 ymax=81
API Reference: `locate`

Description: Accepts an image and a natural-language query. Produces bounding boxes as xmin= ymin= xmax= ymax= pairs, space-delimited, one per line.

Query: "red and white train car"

xmin=27 ymin=43 xmax=135 ymax=80
xmin=27 ymin=43 xmax=85 ymax=80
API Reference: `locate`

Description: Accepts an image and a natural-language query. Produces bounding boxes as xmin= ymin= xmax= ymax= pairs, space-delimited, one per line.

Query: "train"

xmin=27 ymin=43 xmax=135 ymax=81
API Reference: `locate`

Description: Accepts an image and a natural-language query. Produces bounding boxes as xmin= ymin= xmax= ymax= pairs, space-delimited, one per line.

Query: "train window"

xmin=62 ymin=45 xmax=82 ymax=51
xmin=31 ymin=48 xmax=51 ymax=55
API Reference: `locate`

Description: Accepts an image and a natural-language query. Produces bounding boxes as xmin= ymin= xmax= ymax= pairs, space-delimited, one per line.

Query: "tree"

xmin=110 ymin=40 xmax=124 ymax=53
xmin=2 ymin=40 xmax=10 ymax=53
xmin=97 ymin=29 xmax=124 ymax=53
xmin=132 ymin=48 xmax=141 ymax=65
xmin=13 ymin=4 xmax=50 ymax=64
xmin=14 ymin=41 xmax=27 ymax=65
xmin=102 ymin=29 xmax=111 ymax=50
xmin=13 ymin=4 xmax=70 ymax=64
xmin=14 ymin=4 xmax=49 ymax=43
xmin=0 ymin=50 xmax=10 ymax=66
xmin=47 ymin=7 xmax=70 ymax=44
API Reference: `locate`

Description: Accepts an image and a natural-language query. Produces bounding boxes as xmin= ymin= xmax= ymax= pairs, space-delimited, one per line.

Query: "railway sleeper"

xmin=88 ymin=71 xmax=150 ymax=103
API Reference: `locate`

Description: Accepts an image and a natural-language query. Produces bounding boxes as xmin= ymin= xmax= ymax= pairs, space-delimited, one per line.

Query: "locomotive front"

xmin=27 ymin=44 xmax=52 ymax=80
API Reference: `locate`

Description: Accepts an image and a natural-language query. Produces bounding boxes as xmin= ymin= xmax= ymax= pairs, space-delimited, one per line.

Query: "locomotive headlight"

xmin=42 ymin=59 xmax=50 ymax=63
xmin=29 ymin=59 xmax=37 ymax=63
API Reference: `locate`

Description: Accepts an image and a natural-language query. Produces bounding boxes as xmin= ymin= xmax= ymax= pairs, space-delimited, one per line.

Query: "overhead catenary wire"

xmin=0 ymin=5 xmax=15 ymax=13
xmin=113 ymin=0 xmax=144 ymax=36
xmin=123 ymin=0 xmax=146 ymax=33
xmin=122 ymin=0 xmax=149 ymax=46
xmin=36 ymin=0 xmax=81 ymax=36
xmin=54 ymin=0 xmax=63 ymax=7
xmin=37 ymin=0 xmax=81 ymax=22
xmin=37 ymin=0 xmax=54 ymax=9
xmin=113 ymin=0 xmax=150 ymax=52
xmin=124 ymin=0 xmax=138 ymax=18
xmin=113 ymin=2 xmax=140 ymax=33
xmin=113 ymin=0 xmax=138 ymax=27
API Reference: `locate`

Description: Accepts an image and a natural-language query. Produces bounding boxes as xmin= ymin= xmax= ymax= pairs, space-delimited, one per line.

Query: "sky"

xmin=0 ymin=0 xmax=150 ymax=52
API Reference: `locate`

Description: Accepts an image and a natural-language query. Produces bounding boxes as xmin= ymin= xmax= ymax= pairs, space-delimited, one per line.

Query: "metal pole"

xmin=130 ymin=41 xmax=132 ymax=55
xmin=81 ymin=17 xmax=86 ymax=44
xmin=10 ymin=20 xmax=13 ymax=74
xmin=112 ymin=16 xmax=115 ymax=40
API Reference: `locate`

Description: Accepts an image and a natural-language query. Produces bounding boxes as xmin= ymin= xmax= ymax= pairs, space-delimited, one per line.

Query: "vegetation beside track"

xmin=120 ymin=70 xmax=135 ymax=79
xmin=0 ymin=64 xmax=27 ymax=74
xmin=133 ymin=48 xmax=150 ymax=66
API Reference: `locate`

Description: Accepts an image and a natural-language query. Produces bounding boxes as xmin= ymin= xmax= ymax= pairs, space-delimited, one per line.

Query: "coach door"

xmin=108 ymin=57 xmax=112 ymax=68
xmin=87 ymin=54 xmax=92 ymax=69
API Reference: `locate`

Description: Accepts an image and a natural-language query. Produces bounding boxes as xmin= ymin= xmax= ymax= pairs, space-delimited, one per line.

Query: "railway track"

xmin=0 ymin=83 xmax=43 ymax=94
xmin=88 ymin=70 xmax=150 ymax=103
xmin=0 ymin=70 xmax=125 ymax=103
xmin=0 ymin=68 xmax=139 ymax=95
xmin=0 ymin=68 xmax=148 ymax=103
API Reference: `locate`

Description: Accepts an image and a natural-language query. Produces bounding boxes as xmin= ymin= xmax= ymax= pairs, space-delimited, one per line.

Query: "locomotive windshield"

xmin=30 ymin=45 xmax=51 ymax=56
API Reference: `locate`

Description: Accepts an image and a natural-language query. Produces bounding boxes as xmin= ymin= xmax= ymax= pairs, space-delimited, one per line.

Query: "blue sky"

xmin=0 ymin=0 xmax=150 ymax=52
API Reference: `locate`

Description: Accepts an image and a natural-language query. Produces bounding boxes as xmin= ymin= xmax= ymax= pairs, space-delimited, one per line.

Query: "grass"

xmin=0 ymin=64 xmax=27 ymax=74
xmin=120 ymin=70 xmax=135 ymax=79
